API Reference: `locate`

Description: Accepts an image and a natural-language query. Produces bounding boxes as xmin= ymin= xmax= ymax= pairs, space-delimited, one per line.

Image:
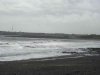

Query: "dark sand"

xmin=0 ymin=48 xmax=100 ymax=75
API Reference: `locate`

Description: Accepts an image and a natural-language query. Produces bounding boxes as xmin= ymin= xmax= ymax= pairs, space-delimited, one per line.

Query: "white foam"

xmin=0 ymin=39 xmax=100 ymax=61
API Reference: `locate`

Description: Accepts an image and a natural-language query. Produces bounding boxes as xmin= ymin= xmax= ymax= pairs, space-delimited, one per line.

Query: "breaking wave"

xmin=0 ymin=39 xmax=100 ymax=61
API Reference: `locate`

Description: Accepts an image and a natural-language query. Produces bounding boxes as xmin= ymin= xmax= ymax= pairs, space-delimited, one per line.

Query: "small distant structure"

xmin=11 ymin=26 xmax=14 ymax=31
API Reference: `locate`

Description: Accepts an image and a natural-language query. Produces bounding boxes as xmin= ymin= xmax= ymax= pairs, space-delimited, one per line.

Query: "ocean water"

xmin=0 ymin=36 xmax=100 ymax=61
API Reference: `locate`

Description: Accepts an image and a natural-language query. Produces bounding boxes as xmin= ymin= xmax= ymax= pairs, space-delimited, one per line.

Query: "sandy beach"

xmin=0 ymin=36 xmax=100 ymax=75
xmin=0 ymin=54 xmax=100 ymax=75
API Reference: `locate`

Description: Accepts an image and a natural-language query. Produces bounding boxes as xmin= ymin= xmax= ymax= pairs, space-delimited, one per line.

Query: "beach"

xmin=0 ymin=55 xmax=100 ymax=75
xmin=0 ymin=36 xmax=100 ymax=75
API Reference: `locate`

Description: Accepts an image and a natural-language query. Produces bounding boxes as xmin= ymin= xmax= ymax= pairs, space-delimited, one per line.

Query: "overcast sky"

xmin=0 ymin=0 xmax=100 ymax=34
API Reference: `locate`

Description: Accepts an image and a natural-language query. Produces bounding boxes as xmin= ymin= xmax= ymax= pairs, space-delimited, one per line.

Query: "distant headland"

xmin=0 ymin=31 xmax=100 ymax=40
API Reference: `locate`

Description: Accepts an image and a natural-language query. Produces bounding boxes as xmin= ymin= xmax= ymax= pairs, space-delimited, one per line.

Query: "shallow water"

xmin=0 ymin=36 xmax=100 ymax=61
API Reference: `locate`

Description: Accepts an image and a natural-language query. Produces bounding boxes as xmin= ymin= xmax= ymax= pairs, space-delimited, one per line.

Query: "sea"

xmin=0 ymin=35 xmax=100 ymax=61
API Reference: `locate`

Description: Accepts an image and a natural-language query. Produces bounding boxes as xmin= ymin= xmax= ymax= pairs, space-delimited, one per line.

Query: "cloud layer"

xmin=0 ymin=0 xmax=100 ymax=34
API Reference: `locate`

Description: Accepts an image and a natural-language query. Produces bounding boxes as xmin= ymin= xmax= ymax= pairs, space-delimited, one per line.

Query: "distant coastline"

xmin=0 ymin=31 xmax=100 ymax=40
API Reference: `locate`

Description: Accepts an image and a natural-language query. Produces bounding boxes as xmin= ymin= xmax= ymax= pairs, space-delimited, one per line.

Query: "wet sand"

xmin=0 ymin=55 xmax=100 ymax=75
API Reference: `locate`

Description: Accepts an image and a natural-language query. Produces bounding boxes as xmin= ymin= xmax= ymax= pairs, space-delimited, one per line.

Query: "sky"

xmin=0 ymin=0 xmax=100 ymax=34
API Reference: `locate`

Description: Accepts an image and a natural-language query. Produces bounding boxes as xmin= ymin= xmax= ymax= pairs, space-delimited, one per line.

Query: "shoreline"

xmin=0 ymin=55 xmax=100 ymax=75
xmin=0 ymin=36 xmax=100 ymax=75
xmin=0 ymin=48 xmax=99 ymax=62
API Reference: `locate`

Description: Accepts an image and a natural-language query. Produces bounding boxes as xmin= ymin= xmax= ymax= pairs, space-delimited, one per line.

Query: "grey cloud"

xmin=0 ymin=0 xmax=100 ymax=16
xmin=0 ymin=0 xmax=100 ymax=34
